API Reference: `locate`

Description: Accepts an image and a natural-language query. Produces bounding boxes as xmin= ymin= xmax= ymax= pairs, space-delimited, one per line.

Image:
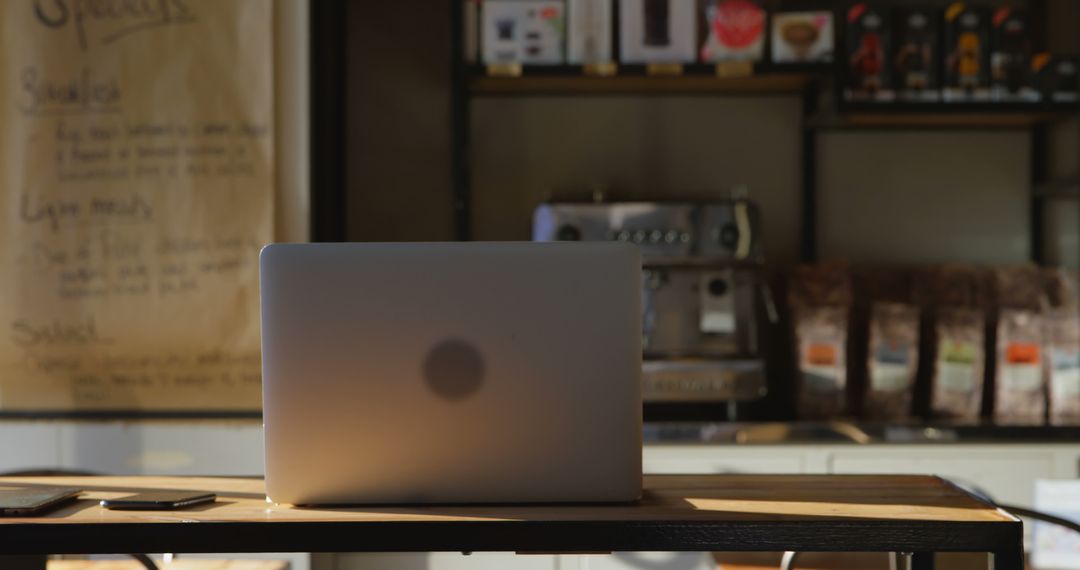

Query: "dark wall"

xmin=346 ymin=1 xmax=455 ymax=241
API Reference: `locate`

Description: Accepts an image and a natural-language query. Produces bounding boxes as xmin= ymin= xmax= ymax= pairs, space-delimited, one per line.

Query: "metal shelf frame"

xmin=448 ymin=0 xmax=1077 ymax=263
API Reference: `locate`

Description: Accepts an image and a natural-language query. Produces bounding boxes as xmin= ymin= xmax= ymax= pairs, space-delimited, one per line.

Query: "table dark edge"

xmin=0 ymin=518 xmax=1023 ymax=555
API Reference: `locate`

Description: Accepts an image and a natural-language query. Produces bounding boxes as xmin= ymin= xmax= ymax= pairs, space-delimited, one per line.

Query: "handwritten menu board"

xmin=0 ymin=1 xmax=273 ymax=411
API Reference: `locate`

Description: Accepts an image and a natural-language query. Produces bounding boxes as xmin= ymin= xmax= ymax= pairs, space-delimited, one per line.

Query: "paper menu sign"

xmin=1033 ymin=479 xmax=1080 ymax=569
xmin=0 ymin=1 xmax=273 ymax=411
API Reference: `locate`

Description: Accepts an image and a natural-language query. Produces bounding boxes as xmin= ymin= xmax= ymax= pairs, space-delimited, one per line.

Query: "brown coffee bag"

xmin=1046 ymin=308 xmax=1080 ymax=425
xmin=992 ymin=264 xmax=1046 ymax=310
xmin=931 ymin=307 xmax=985 ymax=422
xmin=793 ymin=306 xmax=848 ymax=420
xmin=864 ymin=302 xmax=919 ymax=420
xmin=788 ymin=261 xmax=853 ymax=307
xmin=994 ymin=309 xmax=1046 ymax=425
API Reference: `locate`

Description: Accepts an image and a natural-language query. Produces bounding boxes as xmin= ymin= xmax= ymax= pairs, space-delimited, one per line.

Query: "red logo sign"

xmin=714 ymin=0 xmax=765 ymax=49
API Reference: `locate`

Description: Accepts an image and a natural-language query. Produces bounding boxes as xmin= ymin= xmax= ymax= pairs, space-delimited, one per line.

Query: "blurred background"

xmin=1 ymin=0 xmax=1078 ymax=569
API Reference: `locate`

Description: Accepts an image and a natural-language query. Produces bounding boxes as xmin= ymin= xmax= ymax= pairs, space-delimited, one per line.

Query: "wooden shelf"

xmin=470 ymin=73 xmax=813 ymax=96
xmin=468 ymin=75 xmax=1080 ymax=130
xmin=809 ymin=111 xmax=1075 ymax=130
xmin=821 ymin=100 xmax=1080 ymax=129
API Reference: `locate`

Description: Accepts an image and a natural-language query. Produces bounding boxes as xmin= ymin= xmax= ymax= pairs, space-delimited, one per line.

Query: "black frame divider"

xmin=801 ymin=80 xmax=821 ymax=263
xmin=1030 ymin=125 xmax=1047 ymax=264
xmin=1028 ymin=0 xmax=1048 ymax=265
xmin=309 ymin=0 xmax=349 ymax=243
xmin=452 ymin=0 xmax=472 ymax=241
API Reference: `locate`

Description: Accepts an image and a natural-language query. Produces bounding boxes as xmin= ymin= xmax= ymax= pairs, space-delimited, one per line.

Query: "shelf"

xmin=467 ymin=62 xmax=824 ymax=95
xmin=818 ymin=100 xmax=1080 ymax=129
xmin=808 ymin=111 xmax=1076 ymax=130
xmin=470 ymin=73 xmax=814 ymax=96
xmin=468 ymin=74 xmax=1080 ymax=128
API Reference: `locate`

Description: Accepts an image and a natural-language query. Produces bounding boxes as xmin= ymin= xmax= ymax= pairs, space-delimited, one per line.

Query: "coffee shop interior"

xmin=1 ymin=0 xmax=1079 ymax=569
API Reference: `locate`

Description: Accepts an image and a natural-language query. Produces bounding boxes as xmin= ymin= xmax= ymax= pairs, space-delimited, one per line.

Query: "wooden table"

xmin=0 ymin=475 xmax=1023 ymax=570
xmin=49 ymin=563 xmax=287 ymax=570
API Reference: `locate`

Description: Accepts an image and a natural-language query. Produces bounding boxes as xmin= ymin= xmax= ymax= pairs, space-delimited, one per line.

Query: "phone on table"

xmin=100 ymin=490 xmax=216 ymax=510
xmin=0 ymin=487 xmax=81 ymax=516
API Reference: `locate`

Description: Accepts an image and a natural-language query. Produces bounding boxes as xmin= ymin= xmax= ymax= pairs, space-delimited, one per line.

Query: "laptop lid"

xmin=260 ymin=242 xmax=642 ymax=504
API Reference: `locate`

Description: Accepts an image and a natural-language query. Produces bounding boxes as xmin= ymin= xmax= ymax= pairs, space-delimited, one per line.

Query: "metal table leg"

xmin=992 ymin=549 xmax=1025 ymax=570
xmin=911 ymin=552 xmax=934 ymax=570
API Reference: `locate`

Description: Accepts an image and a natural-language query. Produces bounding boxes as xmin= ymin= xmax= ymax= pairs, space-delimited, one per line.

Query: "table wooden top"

xmin=0 ymin=474 xmax=1021 ymax=556
xmin=49 ymin=563 xmax=287 ymax=570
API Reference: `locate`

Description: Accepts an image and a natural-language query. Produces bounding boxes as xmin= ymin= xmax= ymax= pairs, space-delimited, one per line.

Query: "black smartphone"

xmin=100 ymin=490 xmax=216 ymax=510
xmin=0 ymin=487 xmax=81 ymax=516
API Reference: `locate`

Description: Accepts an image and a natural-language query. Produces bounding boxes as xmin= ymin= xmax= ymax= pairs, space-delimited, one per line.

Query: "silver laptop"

xmin=260 ymin=242 xmax=642 ymax=505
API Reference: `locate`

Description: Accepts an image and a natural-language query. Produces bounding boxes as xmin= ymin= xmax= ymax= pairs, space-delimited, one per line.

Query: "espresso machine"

xmin=533 ymin=195 xmax=774 ymax=418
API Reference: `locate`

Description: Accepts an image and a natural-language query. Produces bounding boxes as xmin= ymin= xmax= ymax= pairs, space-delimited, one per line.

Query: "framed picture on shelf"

xmin=699 ymin=0 xmax=766 ymax=64
xmin=568 ymin=0 xmax=613 ymax=65
xmin=482 ymin=0 xmax=566 ymax=65
xmin=771 ymin=10 xmax=833 ymax=63
xmin=619 ymin=0 xmax=697 ymax=64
